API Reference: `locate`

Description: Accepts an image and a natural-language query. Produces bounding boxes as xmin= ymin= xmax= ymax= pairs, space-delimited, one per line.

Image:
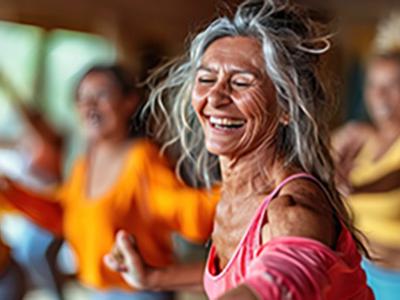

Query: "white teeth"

xmin=209 ymin=116 xmax=245 ymax=126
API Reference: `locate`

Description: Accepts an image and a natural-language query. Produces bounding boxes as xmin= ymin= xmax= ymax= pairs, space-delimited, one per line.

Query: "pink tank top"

xmin=204 ymin=173 xmax=374 ymax=300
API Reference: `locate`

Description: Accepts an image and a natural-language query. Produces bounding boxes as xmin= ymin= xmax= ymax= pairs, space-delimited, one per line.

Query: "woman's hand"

xmin=105 ymin=230 xmax=206 ymax=292
xmin=104 ymin=230 xmax=149 ymax=289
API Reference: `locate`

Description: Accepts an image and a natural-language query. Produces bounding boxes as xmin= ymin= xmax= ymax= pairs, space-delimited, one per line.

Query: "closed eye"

xmin=231 ymin=81 xmax=251 ymax=87
xmin=198 ymin=77 xmax=217 ymax=84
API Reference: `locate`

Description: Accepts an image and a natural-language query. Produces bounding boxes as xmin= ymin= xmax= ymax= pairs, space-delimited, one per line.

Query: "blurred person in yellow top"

xmin=0 ymin=64 xmax=219 ymax=300
xmin=333 ymin=12 xmax=400 ymax=300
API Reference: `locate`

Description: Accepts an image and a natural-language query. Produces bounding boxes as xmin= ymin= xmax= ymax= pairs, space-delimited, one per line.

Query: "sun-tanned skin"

xmin=104 ymin=36 xmax=339 ymax=300
xmin=192 ymin=37 xmax=337 ymax=276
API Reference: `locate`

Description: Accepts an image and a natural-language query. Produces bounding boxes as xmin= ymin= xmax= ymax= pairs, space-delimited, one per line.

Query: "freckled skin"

xmin=192 ymin=36 xmax=337 ymax=270
xmin=213 ymin=179 xmax=336 ymax=270
xmin=212 ymin=192 xmax=265 ymax=268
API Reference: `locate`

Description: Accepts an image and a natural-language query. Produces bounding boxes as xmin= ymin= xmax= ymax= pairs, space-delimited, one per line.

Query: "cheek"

xmin=76 ymin=105 xmax=87 ymax=120
xmin=236 ymin=90 xmax=275 ymax=123
xmin=100 ymin=102 xmax=118 ymax=117
xmin=191 ymin=88 xmax=207 ymax=120
xmin=389 ymin=86 xmax=400 ymax=103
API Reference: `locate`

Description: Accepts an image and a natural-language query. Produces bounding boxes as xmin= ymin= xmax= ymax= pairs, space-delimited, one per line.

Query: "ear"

xmin=279 ymin=112 xmax=290 ymax=126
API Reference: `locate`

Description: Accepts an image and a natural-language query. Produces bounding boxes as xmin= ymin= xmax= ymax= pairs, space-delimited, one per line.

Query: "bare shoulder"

xmin=265 ymin=178 xmax=338 ymax=248
xmin=334 ymin=121 xmax=374 ymax=137
xmin=332 ymin=121 xmax=374 ymax=147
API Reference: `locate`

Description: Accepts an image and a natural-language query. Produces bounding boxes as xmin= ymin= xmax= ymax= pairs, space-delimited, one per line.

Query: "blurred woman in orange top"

xmin=0 ymin=64 xmax=219 ymax=300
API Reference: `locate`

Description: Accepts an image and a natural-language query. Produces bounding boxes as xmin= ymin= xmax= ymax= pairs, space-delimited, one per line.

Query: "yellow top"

xmin=1 ymin=139 xmax=219 ymax=290
xmin=349 ymin=136 xmax=400 ymax=247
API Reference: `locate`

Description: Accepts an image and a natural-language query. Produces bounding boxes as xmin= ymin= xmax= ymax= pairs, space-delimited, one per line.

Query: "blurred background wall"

xmin=0 ymin=1 xmax=399 ymax=299
xmin=0 ymin=0 xmax=399 ymax=142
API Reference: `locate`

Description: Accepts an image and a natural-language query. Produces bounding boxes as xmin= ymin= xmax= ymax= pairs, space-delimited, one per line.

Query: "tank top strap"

xmin=259 ymin=172 xmax=318 ymax=212
xmin=248 ymin=173 xmax=323 ymax=247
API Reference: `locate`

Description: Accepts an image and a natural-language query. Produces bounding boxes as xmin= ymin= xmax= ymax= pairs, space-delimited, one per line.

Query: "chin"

xmin=206 ymin=142 xmax=234 ymax=157
xmin=85 ymin=132 xmax=101 ymax=142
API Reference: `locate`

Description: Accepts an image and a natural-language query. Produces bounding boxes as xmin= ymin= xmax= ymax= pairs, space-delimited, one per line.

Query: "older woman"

xmin=105 ymin=1 xmax=374 ymax=299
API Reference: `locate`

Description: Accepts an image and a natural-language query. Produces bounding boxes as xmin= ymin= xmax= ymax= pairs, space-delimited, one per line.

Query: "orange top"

xmin=1 ymin=139 xmax=219 ymax=290
xmin=0 ymin=198 xmax=15 ymax=272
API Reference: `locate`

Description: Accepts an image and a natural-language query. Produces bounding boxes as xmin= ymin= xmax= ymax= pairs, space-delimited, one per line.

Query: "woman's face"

xmin=76 ymin=72 xmax=136 ymax=142
xmin=365 ymin=58 xmax=400 ymax=127
xmin=191 ymin=36 xmax=278 ymax=159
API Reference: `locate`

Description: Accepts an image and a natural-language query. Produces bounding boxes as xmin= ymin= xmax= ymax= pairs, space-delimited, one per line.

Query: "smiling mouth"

xmin=208 ymin=116 xmax=246 ymax=130
xmin=87 ymin=110 xmax=103 ymax=127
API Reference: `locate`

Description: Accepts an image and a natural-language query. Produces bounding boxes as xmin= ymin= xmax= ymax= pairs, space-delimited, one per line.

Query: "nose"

xmin=207 ymin=80 xmax=231 ymax=108
xmin=78 ymin=94 xmax=99 ymax=108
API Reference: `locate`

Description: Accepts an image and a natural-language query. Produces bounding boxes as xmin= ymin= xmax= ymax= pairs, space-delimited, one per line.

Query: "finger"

xmin=115 ymin=230 xmax=146 ymax=288
xmin=104 ymin=253 xmax=120 ymax=271
xmin=116 ymin=230 xmax=139 ymax=266
xmin=110 ymin=244 xmax=125 ymax=264
xmin=103 ymin=253 xmax=128 ymax=272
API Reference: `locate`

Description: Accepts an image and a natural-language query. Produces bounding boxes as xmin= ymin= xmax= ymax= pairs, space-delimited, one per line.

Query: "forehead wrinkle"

xmin=201 ymin=40 xmax=266 ymax=78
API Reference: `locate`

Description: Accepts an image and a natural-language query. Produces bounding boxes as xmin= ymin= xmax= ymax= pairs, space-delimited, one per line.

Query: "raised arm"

xmin=331 ymin=122 xmax=374 ymax=195
xmin=0 ymin=176 xmax=63 ymax=236
xmin=352 ymin=168 xmax=400 ymax=194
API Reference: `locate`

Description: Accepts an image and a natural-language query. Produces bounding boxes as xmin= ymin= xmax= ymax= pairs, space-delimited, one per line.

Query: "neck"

xmin=377 ymin=121 xmax=400 ymax=142
xmin=90 ymin=132 xmax=131 ymax=154
xmin=219 ymin=142 xmax=293 ymax=200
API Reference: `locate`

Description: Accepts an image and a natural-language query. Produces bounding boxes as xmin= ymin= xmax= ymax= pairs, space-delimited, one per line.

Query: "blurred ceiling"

xmin=0 ymin=0 xmax=399 ymax=50
xmin=0 ymin=0 xmax=223 ymax=46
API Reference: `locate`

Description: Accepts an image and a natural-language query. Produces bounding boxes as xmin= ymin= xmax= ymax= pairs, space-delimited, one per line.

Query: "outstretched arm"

xmin=104 ymin=230 xmax=205 ymax=292
xmin=352 ymin=169 xmax=400 ymax=194
xmin=331 ymin=122 xmax=373 ymax=195
xmin=0 ymin=176 xmax=63 ymax=236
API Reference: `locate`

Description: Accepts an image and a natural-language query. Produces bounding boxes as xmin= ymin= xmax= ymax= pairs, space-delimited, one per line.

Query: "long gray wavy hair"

xmin=145 ymin=0 xmax=368 ymax=255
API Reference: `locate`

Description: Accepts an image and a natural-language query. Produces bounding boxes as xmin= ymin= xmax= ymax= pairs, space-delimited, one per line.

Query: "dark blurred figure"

xmin=0 ymin=71 xmax=65 ymax=300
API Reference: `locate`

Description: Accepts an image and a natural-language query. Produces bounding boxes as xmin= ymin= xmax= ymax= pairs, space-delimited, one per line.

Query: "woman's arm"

xmin=0 ymin=176 xmax=63 ymax=235
xmin=104 ymin=230 xmax=205 ymax=292
xmin=352 ymin=169 xmax=400 ymax=194
xmin=217 ymin=285 xmax=259 ymax=300
xmin=331 ymin=122 xmax=373 ymax=195
xmin=219 ymin=237 xmax=336 ymax=300
xmin=218 ymin=179 xmax=338 ymax=300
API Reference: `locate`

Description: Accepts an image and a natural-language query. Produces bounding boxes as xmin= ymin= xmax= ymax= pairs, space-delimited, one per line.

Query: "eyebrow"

xmin=197 ymin=65 xmax=261 ymax=77
xmin=197 ymin=65 xmax=216 ymax=73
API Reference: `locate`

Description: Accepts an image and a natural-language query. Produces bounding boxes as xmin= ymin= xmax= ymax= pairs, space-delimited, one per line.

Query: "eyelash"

xmin=198 ymin=77 xmax=252 ymax=87
xmin=198 ymin=77 xmax=216 ymax=84
xmin=231 ymin=81 xmax=251 ymax=87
